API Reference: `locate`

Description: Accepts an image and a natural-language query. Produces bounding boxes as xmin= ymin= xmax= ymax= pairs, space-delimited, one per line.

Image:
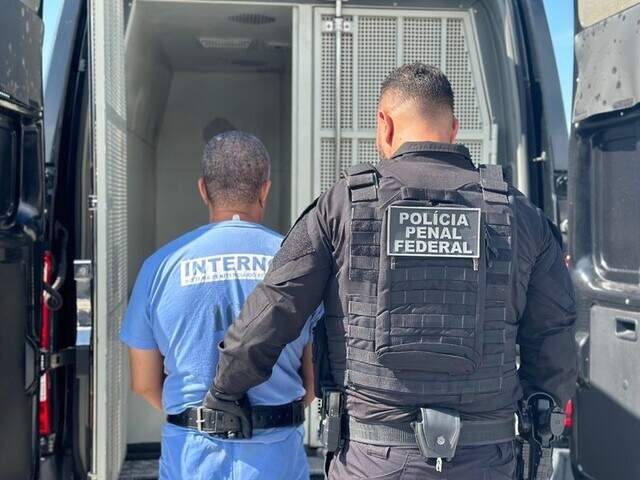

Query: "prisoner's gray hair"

xmin=380 ymin=62 xmax=454 ymax=116
xmin=201 ymin=131 xmax=271 ymax=206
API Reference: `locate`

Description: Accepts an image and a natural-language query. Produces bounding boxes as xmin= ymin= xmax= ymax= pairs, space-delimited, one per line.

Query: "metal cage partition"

xmin=89 ymin=0 xmax=128 ymax=477
xmin=313 ymin=7 xmax=497 ymax=194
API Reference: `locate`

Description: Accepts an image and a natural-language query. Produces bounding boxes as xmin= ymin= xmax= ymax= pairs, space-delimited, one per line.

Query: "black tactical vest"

xmin=338 ymin=162 xmax=519 ymax=405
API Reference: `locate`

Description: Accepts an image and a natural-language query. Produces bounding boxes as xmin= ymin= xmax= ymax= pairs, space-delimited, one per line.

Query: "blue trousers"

xmin=160 ymin=424 xmax=309 ymax=480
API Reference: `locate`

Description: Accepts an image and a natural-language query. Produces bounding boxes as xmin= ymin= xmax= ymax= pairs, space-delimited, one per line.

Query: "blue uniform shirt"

xmin=120 ymin=220 xmax=321 ymax=446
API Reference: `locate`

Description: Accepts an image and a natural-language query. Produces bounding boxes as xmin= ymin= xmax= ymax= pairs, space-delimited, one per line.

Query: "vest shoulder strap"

xmin=343 ymin=162 xmax=379 ymax=203
xmin=479 ymin=164 xmax=509 ymax=204
xmin=282 ymin=196 xmax=319 ymax=243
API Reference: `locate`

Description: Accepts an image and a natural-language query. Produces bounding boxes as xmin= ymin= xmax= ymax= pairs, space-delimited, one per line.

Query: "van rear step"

xmin=118 ymin=460 xmax=158 ymax=480
xmin=118 ymin=453 xmax=325 ymax=479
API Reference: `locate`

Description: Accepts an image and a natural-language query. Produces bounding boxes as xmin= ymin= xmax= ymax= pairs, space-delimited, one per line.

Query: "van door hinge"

xmin=88 ymin=194 xmax=98 ymax=211
xmin=533 ymin=151 xmax=547 ymax=162
xmin=40 ymin=347 xmax=75 ymax=372
xmin=322 ymin=17 xmax=352 ymax=33
xmin=40 ymin=433 xmax=56 ymax=455
xmin=74 ymin=260 xmax=93 ymax=346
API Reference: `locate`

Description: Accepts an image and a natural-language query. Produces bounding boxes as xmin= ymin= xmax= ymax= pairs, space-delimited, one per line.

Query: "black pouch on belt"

xmin=412 ymin=408 xmax=461 ymax=462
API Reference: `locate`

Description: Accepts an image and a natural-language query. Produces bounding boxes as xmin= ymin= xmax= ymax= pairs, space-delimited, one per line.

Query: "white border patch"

xmin=386 ymin=206 xmax=481 ymax=258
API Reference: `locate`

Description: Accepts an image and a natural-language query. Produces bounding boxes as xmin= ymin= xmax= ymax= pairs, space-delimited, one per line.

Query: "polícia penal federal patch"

xmin=386 ymin=206 xmax=481 ymax=258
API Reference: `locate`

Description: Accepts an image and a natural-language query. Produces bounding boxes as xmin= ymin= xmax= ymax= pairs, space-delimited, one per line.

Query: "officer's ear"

xmin=378 ymin=110 xmax=395 ymax=149
xmin=449 ymin=116 xmax=460 ymax=143
xmin=198 ymin=177 xmax=211 ymax=207
xmin=258 ymin=180 xmax=272 ymax=209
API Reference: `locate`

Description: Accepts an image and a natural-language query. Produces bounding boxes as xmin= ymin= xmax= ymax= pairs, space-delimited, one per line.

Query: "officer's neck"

xmin=209 ymin=204 xmax=263 ymax=224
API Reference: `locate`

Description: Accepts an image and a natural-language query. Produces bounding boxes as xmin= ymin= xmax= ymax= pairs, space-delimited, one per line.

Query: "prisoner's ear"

xmin=198 ymin=178 xmax=210 ymax=207
xmin=259 ymin=180 xmax=272 ymax=209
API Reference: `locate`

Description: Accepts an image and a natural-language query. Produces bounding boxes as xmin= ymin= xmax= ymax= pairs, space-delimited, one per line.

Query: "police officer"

xmin=120 ymin=131 xmax=320 ymax=480
xmin=204 ymin=64 xmax=577 ymax=479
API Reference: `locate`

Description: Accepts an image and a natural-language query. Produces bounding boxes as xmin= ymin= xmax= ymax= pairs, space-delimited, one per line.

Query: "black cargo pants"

xmin=328 ymin=440 xmax=516 ymax=480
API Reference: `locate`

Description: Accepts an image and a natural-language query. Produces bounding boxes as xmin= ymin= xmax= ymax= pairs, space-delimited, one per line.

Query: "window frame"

xmin=0 ymin=116 xmax=19 ymax=229
xmin=590 ymin=122 xmax=640 ymax=285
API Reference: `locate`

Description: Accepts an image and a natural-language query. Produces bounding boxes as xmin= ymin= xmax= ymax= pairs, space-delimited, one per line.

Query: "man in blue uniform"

xmin=120 ymin=131 xmax=320 ymax=479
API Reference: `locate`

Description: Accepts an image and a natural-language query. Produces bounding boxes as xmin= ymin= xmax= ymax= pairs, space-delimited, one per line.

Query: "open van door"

xmin=0 ymin=1 xmax=45 ymax=478
xmin=85 ymin=0 xmax=130 ymax=478
xmin=516 ymin=0 xmax=570 ymax=223
xmin=570 ymin=1 xmax=640 ymax=479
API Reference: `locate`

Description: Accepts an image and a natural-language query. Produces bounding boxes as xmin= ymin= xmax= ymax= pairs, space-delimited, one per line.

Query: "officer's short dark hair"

xmin=201 ymin=131 xmax=271 ymax=206
xmin=380 ymin=63 xmax=454 ymax=116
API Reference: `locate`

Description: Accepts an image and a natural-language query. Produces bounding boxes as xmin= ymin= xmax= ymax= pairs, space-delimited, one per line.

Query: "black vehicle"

xmin=1 ymin=0 xmax=575 ymax=478
xmin=569 ymin=1 xmax=640 ymax=480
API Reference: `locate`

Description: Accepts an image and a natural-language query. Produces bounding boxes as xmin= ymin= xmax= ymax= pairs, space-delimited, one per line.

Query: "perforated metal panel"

xmin=445 ymin=18 xmax=483 ymax=131
xmin=357 ymin=138 xmax=379 ymax=164
xmin=357 ymin=16 xmax=397 ymax=130
xmin=314 ymin=8 xmax=494 ymax=193
xmin=320 ymin=15 xmax=353 ymax=130
xmin=403 ymin=17 xmax=442 ymax=68
xmin=320 ymin=137 xmax=352 ymax=192
xmin=461 ymin=139 xmax=483 ymax=166
xmin=90 ymin=0 xmax=128 ymax=478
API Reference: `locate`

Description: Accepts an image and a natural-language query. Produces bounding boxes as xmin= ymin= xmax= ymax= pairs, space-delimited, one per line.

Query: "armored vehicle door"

xmin=570 ymin=2 xmax=640 ymax=479
xmin=0 ymin=1 xmax=45 ymax=478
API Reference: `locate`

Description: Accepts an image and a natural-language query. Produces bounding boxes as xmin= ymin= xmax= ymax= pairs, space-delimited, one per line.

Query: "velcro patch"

xmin=386 ymin=206 xmax=481 ymax=258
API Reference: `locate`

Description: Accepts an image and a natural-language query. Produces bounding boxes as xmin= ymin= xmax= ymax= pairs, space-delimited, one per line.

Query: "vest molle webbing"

xmin=343 ymin=163 xmax=518 ymax=405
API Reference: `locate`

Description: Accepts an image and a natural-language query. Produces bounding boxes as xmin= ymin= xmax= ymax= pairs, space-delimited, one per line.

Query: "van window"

xmin=593 ymin=128 xmax=640 ymax=284
xmin=0 ymin=122 xmax=17 ymax=226
xmin=578 ymin=0 xmax=639 ymax=28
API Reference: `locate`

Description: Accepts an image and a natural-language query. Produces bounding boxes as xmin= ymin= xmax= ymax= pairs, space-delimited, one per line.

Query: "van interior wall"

xmin=155 ymin=70 xmax=292 ymax=247
xmin=125 ymin=1 xmax=293 ymax=447
xmin=125 ymin=1 xmax=173 ymax=444
xmin=125 ymin=69 xmax=295 ymax=446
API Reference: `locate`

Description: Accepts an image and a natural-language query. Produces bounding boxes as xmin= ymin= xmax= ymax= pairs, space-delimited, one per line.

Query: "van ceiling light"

xmin=198 ymin=37 xmax=252 ymax=49
xmin=228 ymin=13 xmax=276 ymax=25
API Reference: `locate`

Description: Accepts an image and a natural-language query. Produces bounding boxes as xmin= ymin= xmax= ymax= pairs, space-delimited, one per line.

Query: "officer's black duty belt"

xmin=167 ymin=400 xmax=305 ymax=435
xmin=346 ymin=415 xmax=515 ymax=447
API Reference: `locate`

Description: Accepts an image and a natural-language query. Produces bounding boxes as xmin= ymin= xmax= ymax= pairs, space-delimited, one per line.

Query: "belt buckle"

xmin=197 ymin=407 xmax=240 ymax=439
xmin=195 ymin=406 xmax=207 ymax=432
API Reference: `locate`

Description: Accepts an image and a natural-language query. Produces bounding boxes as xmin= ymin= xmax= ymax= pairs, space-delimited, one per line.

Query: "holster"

xmin=516 ymin=392 xmax=565 ymax=479
xmin=320 ymin=389 xmax=344 ymax=453
xmin=412 ymin=408 xmax=461 ymax=461
xmin=518 ymin=392 xmax=565 ymax=448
